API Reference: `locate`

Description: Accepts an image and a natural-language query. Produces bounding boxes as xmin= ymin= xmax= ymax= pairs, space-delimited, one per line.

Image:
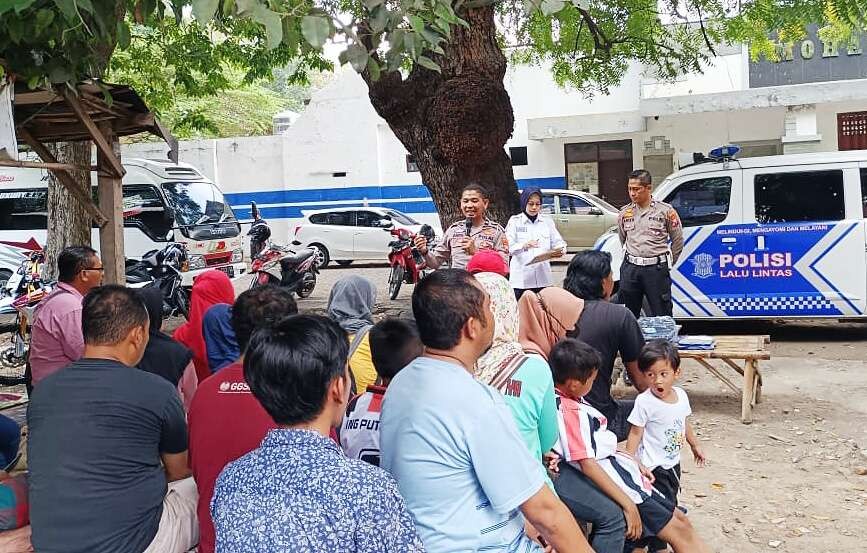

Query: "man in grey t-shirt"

xmin=28 ymin=285 xmax=197 ymax=553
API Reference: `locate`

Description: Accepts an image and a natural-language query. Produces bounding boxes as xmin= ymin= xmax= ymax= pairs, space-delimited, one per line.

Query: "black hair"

xmin=232 ymin=285 xmax=298 ymax=352
xmin=82 ymin=285 xmax=149 ymax=345
xmin=58 ymin=246 xmax=98 ymax=283
xmin=244 ymin=314 xmax=349 ymax=426
xmin=628 ymin=169 xmax=652 ymax=186
xmin=412 ymin=269 xmax=486 ymax=350
xmin=461 ymin=183 xmax=489 ymax=199
xmin=564 ymin=250 xmax=613 ymax=301
xmin=549 ymin=338 xmax=601 ymax=385
xmin=369 ymin=318 xmax=423 ymax=381
xmin=638 ymin=339 xmax=680 ymax=373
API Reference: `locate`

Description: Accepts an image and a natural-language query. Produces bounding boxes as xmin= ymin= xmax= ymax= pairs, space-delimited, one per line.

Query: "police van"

xmin=594 ymin=148 xmax=867 ymax=319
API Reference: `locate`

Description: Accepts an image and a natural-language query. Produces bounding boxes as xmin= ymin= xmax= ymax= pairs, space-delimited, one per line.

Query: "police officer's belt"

xmin=625 ymin=253 xmax=669 ymax=267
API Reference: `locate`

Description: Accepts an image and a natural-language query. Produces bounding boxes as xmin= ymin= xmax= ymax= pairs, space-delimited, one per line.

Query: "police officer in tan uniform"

xmin=414 ymin=184 xmax=509 ymax=270
xmin=618 ymin=169 xmax=684 ymax=317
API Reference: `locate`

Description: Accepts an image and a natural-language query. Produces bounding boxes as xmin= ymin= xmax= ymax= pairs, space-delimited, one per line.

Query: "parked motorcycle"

xmin=386 ymin=224 xmax=435 ymax=300
xmin=248 ymin=202 xmax=269 ymax=260
xmin=249 ymin=240 xmax=318 ymax=298
xmin=0 ymin=250 xmax=52 ymax=384
xmin=126 ymin=243 xmax=191 ymax=319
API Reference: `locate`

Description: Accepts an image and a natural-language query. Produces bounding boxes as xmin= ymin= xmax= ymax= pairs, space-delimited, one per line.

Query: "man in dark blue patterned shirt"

xmin=211 ymin=314 xmax=424 ymax=553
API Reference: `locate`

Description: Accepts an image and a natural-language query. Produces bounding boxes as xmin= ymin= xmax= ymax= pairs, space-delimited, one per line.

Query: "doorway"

xmin=564 ymin=139 xmax=633 ymax=207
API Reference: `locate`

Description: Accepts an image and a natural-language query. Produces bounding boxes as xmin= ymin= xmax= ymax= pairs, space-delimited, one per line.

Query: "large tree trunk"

xmin=43 ymin=141 xmax=93 ymax=281
xmin=362 ymin=6 xmax=520 ymax=229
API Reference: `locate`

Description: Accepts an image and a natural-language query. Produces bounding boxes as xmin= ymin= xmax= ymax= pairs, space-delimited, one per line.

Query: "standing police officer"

xmin=414 ymin=183 xmax=509 ymax=270
xmin=617 ymin=169 xmax=683 ymax=317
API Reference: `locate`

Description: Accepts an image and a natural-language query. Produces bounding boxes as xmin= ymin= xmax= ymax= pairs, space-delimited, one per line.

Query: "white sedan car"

xmin=294 ymin=207 xmax=437 ymax=268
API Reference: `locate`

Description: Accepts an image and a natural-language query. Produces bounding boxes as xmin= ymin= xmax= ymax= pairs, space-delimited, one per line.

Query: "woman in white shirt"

xmin=506 ymin=187 xmax=567 ymax=299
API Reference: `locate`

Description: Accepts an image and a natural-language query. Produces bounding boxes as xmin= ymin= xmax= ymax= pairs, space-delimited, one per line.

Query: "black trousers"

xmin=619 ymin=261 xmax=672 ymax=318
xmin=639 ymin=464 xmax=682 ymax=552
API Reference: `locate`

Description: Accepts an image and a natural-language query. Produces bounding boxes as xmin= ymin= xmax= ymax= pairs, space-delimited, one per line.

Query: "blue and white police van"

xmin=594 ymin=148 xmax=867 ymax=319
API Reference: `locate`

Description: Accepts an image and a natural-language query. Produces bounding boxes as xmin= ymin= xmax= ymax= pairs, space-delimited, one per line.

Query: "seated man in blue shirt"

xmin=211 ymin=314 xmax=423 ymax=553
xmin=380 ymin=269 xmax=592 ymax=553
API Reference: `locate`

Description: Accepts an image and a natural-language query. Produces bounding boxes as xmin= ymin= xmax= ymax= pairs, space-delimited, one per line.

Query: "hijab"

xmin=518 ymin=287 xmax=584 ymax=359
xmin=474 ymin=272 xmax=526 ymax=385
xmin=327 ymin=275 xmax=377 ymax=333
xmin=137 ymin=287 xmax=193 ymax=386
xmin=173 ymin=270 xmax=235 ymax=382
xmin=520 ymin=187 xmax=543 ymax=223
xmin=202 ymin=303 xmax=239 ymax=374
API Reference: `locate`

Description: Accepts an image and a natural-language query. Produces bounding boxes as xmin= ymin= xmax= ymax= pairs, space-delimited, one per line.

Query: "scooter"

xmin=0 ymin=250 xmax=46 ymax=311
xmin=0 ymin=251 xmax=52 ymax=382
xmin=385 ymin=224 xmax=435 ymax=300
xmin=126 ymin=243 xmax=191 ymax=320
xmin=249 ymin=240 xmax=318 ymax=298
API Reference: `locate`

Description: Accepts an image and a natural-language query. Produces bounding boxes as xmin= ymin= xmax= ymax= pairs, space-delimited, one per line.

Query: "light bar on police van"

xmin=709 ymin=144 xmax=741 ymax=159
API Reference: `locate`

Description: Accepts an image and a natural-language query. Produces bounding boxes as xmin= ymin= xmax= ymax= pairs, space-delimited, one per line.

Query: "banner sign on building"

xmin=749 ymin=25 xmax=867 ymax=88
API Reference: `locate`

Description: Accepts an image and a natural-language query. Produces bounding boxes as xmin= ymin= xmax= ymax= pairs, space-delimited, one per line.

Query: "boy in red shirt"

xmin=339 ymin=318 xmax=423 ymax=466
xmin=187 ymin=286 xmax=297 ymax=553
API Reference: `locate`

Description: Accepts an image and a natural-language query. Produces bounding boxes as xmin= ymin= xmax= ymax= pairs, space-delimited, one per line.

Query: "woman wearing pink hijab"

xmin=517 ymin=287 xmax=584 ymax=359
xmin=173 ymin=270 xmax=236 ymax=382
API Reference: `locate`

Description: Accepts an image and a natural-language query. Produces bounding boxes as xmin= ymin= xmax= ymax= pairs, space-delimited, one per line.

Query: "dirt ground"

xmin=187 ymin=264 xmax=867 ymax=551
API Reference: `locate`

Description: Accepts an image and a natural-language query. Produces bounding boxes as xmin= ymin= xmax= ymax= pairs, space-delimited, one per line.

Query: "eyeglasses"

xmin=81 ymin=266 xmax=105 ymax=273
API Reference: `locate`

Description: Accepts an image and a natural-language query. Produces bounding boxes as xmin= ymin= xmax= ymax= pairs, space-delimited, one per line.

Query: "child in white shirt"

xmin=626 ymin=339 xmax=707 ymax=553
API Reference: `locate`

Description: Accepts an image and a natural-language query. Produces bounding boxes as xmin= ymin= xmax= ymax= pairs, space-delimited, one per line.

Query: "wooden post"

xmin=97 ymin=123 xmax=125 ymax=285
xmin=741 ymin=359 xmax=756 ymax=424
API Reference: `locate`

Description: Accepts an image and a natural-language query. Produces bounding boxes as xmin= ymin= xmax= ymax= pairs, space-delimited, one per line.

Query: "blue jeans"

xmin=554 ymin=461 xmax=626 ymax=553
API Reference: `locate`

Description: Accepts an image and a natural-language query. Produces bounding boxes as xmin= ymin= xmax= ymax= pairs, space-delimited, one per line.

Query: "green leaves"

xmin=344 ymin=44 xmax=369 ymax=72
xmin=301 ymin=15 xmax=330 ymax=49
xmin=251 ymin=5 xmax=282 ymax=49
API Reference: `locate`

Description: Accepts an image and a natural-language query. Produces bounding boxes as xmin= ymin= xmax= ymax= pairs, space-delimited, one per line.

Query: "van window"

xmin=754 ymin=170 xmax=844 ymax=224
xmin=663 ymin=177 xmax=731 ymax=227
xmin=0 ymin=189 xmax=48 ymax=230
xmin=123 ymin=186 xmax=171 ymax=240
xmin=861 ymin=169 xmax=867 ymax=217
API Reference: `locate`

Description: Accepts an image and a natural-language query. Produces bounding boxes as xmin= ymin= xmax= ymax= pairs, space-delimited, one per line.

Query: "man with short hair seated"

xmin=212 ymin=314 xmax=423 ymax=552
xmin=28 ymin=285 xmax=198 ymax=553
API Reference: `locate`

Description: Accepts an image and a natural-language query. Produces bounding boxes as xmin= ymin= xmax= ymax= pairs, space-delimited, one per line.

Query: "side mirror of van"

xmin=163 ymin=205 xmax=176 ymax=224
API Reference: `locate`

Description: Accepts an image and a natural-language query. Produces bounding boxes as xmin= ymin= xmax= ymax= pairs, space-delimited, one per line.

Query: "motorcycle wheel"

xmin=175 ymin=287 xmax=191 ymax=320
xmin=388 ymin=265 xmax=404 ymax=300
xmin=296 ymin=271 xmax=317 ymax=299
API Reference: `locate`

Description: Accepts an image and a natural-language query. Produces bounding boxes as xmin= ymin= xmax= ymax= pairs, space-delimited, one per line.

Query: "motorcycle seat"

xmin=280 ymin=248 xmax=315 ymax=267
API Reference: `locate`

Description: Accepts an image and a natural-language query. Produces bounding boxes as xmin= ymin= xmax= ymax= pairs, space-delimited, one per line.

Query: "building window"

xmin=406 ymin=155 xmax=419 ymax=173
xmin=754 ymin=170 xmax=844 ymax=224
xmin=509 ymin=147 xmax=528 ymax=166
xmin=664 ymin=177 xmax=732 ymax=227
xmin=838 ymin=112 xmax=867 ymax=151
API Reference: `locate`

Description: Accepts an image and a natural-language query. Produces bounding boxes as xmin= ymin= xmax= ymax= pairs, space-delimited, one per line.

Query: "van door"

xmin=661 ymin=171 xmax=744 ymax=318
xmin=739 ymin=165 xmax=866 ymax=317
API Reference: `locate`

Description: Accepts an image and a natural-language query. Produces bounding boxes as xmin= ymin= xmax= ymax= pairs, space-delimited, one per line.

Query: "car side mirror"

xmin=588 ymin=207 xmax=604 ymax=216
xmin=377 ymin=219 xmax=394 ymax=228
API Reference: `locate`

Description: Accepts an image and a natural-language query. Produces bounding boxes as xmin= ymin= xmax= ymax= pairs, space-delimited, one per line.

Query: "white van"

xmin=0 ymin=159 xmax=247 ymax=286
xmin=594 ymin=149 xmax=867 ymax=319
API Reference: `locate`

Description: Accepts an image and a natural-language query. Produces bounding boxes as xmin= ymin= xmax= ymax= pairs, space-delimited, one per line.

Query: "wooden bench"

xmin=678 ymin=335 xmax=770 ymax=424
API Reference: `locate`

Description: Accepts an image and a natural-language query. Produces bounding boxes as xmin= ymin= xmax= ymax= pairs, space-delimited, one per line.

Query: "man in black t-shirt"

xmin=564 ymin=251 xmax=647 ymax=441
xmin=28 ymin=285 xmax=197 ymax=553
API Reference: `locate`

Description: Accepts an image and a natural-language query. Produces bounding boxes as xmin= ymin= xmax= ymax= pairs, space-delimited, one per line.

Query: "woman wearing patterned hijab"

xmin=474 ymin=272 xmax=558 ymax=484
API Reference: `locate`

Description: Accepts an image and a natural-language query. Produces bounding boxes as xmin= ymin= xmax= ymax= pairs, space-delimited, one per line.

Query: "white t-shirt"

xmin=628 ymin=386 xmax=692 ymax=470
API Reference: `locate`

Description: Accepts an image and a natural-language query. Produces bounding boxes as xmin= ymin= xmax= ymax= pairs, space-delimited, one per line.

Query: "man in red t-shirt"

xmin=188 ymin=285 xmax=298 ymax=553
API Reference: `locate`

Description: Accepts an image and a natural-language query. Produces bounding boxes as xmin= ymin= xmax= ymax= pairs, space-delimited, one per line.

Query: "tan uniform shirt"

xmin=425 ymin=218 xmax=509 ymax=270
xmin=617 ymin=200 xmax=684 ymax=263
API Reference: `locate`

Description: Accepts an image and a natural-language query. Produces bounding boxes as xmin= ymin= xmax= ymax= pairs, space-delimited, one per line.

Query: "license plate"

xmin=217 ymin=266 xmax=235 ymax=278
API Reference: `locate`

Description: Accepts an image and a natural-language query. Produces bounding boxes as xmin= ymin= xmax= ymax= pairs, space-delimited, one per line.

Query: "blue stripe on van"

xmin=225 ymin=176 xmax=567 ymax=219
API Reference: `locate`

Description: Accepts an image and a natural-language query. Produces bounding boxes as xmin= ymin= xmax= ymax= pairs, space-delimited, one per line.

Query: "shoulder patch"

xmin=668 ymin=210 xmax=681 ymax=227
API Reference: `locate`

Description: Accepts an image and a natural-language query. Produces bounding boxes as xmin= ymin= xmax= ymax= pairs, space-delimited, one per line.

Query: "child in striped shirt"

xmin=548 ymin=338 xmax=710 ymax=553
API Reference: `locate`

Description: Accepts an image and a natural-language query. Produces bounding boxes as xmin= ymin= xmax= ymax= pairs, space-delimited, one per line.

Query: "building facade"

xmin=124 ymin=28 xmax=867 ymax=240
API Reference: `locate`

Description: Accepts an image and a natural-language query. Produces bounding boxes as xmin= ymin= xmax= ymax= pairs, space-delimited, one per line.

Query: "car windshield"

xmin=162 ymin=181 xmax=237 ymax=226
xmin=384 ymin=209 xmax=420 ymax=225
xmin=586 ymin=194 xmax=618 ymax=212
